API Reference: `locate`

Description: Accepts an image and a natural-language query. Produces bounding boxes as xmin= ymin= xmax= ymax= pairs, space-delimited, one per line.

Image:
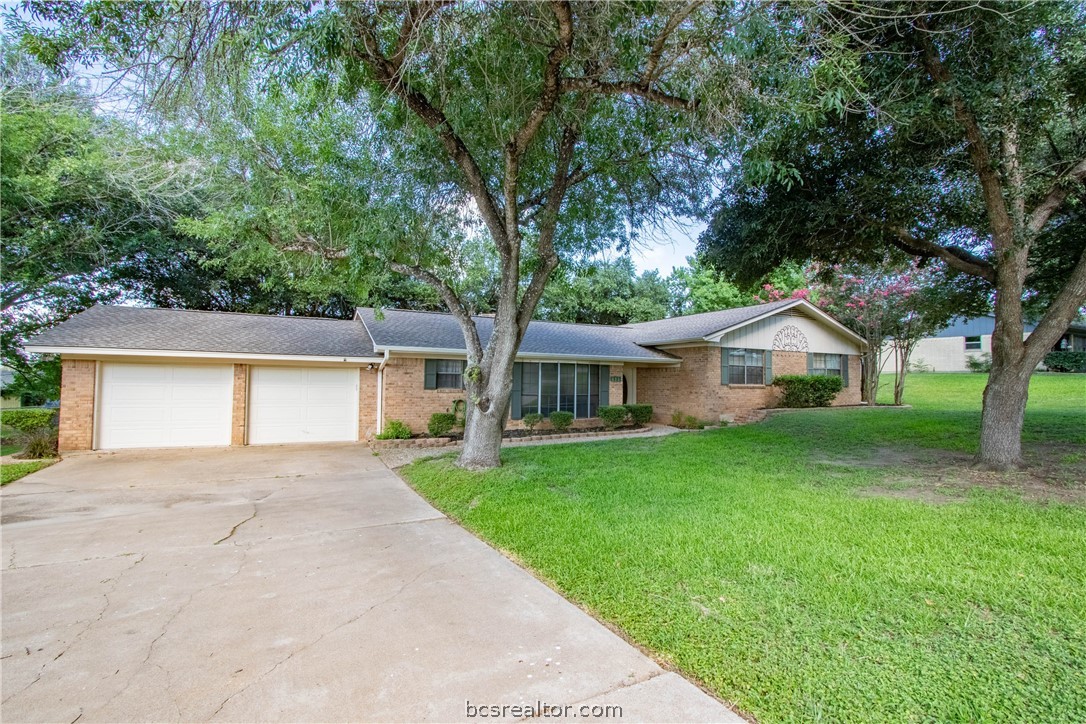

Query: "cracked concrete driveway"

xmin=1 ymin=444 xmax=741 ymax=723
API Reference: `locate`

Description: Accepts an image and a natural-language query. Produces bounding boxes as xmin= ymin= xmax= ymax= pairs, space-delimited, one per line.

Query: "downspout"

xmin=376 ymin=349 xmax=390 ymax=435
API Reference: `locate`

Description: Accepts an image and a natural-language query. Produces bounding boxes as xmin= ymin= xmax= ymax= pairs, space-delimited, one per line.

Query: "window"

xmin=965 ymin=336 xmax=982 ymax=351
xmin=515 ymin=363 xmax=603 ymax=419
xmin=724 ymin=348 xmax=766 ymax=385
xmin=423 ymin=359 xmax=465 ymax=390
xmin=811 ymin=353 xmax=842 ymax=377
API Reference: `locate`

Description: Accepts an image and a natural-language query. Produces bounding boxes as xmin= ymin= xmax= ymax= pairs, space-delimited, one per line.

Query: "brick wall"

xmin=380 ymin=357 xmax=466 ymax=435
xmin=359 ymin=367 xmax=378 ymax=440
xmin=636 ymin=347 xmax=863 ymax=423
xmin=231 ymin=364 xmax=248 ymax=446
xmin=58 ymin=359 xmax=95 ymax=451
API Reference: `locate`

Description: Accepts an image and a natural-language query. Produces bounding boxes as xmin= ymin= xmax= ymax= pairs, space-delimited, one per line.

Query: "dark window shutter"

xmin=424 ymin=359 xmax=437 ymax=389
xmin=840 ymin=355 xmax=849 ymax=387
xmin=511 ymin=363 xmax=522 ymax=420
xmin=598 ymin=365 xmax=609 ymax=407
xmin=807 ymin=353 xmax=814 ymax=375
xmin=720 ymin=347 xmax=730 ymax=385
xmin=765 ymin=351 xmax=773 ymax=385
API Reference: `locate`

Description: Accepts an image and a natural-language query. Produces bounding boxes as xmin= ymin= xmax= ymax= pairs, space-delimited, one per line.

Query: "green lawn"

xmin=1 ymin=459 xmax=54 ymax=485
xmin=402 ymin=373 xmax=1086 ymax=723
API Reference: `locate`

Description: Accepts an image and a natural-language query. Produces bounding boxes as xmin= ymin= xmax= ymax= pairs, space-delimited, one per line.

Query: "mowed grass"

xmin=1 ymin=460 xmax=53 ymax=485
xmin=402 ymin=374 xmax=1086 ymax=723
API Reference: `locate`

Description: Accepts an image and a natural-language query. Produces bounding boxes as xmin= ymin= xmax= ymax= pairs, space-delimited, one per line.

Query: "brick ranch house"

xmin=26 ymin=298 xmax=864 ymax=452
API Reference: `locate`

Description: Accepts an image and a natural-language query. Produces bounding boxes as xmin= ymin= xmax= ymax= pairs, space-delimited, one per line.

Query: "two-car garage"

xmin=96 ymin=363 xmax=361 ymax=449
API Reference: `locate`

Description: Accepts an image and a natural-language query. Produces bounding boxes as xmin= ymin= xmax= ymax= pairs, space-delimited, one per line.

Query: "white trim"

xmin=376 ymin=345 xmax=679 ymax=365
xmin=376 ymin=349 xmax=389 ymax=435
xmin=26 ymin=346 xmax=383 ymax=364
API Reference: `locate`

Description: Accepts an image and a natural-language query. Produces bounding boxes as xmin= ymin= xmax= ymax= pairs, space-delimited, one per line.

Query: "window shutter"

xmin=424 ymin=359 xmax=437 ymax=389
xmin=840 ymin=355 xmax=849 ymax=387
xmin=765 ymin=351 xmax=773 ymax=385
xmin=511 ymin=363 xmax=522 ymax=419
xmin=807 ymin=353 xmax=814 ymax=375
xmin=720 ymin=347 xmax=730 ymax=385
xmin=598 ymin=365 xmax=609 ymax=407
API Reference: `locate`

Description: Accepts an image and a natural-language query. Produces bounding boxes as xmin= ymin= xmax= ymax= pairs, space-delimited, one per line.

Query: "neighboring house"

xmin=880 ymin=316 xmax=1086 ymax=373
xmin=26 ymin=299 xmax=865 ymax=452
xmin=1 ymin=366 xmax=21 ymax=409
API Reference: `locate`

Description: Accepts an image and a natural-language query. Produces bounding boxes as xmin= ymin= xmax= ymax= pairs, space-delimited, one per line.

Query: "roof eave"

xmin=24 ymin=346 xmax=384 ymax=364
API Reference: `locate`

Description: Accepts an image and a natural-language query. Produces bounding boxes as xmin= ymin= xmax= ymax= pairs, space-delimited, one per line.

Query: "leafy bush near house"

xmin=1044 ymin=351 xmax=1086 ymax=373
xmin=669 ymin=410 xmax=704 ymax=429
xmin=623 ymin=404 xmax=654 ymax=426
xmin=549 ymin=411 xmax=574 ymax=432
xmin=376 ymin=419 xmax=412 ymax=440
xmin=427 ymin=412 xmax=458 ymax=437
xmin=598 ymin=405 xmax=629 ymax=430
xmin=965 ymin=353 xmax=992 ymax=373
xmin=17 ymin=427 xmax=58 ymax=459
xmin=522 ymin=413 xmax=543 ymax=433
xmin=0 ymin=408 xmax=57 ymax=433
xmin=772 ymin=375 xmax=843 ymax=408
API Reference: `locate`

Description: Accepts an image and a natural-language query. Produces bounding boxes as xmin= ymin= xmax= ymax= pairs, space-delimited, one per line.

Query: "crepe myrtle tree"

xmin=19 ymin=1 xmax=746 ymax=468
xmin=700 ymin=1 xmax=1086 ymax=469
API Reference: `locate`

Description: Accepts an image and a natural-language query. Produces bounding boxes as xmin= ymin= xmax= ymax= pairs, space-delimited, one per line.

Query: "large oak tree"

xmin=21 ymin=1 xmax=742 ymax=468
xmin=700 ymin=1 xmax=1086 ymax=469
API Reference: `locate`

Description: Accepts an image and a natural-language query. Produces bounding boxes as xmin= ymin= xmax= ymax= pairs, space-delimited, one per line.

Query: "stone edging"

xmin=371 ymin=426 xmax=654 ymax=449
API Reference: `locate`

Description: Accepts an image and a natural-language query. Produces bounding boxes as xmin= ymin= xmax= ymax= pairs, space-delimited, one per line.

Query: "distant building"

xmin=881 ymin=316 xmax=1086 ymax=373
xmin=1 ymin=366 xmax=21 ymax=409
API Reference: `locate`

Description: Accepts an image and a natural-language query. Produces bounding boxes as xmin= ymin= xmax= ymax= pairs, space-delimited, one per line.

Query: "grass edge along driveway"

xmin=401 ymin=374 xmax=1086 ymax=723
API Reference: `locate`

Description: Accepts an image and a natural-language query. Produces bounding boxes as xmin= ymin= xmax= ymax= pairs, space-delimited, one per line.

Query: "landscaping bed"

xmin=371 ymin=424 xmax=651 ymax=449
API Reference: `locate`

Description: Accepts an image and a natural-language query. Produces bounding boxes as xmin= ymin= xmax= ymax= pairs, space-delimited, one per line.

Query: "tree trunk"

xmin=862 ymin=345 xmax=881 ymax=405
xmin=977 ymin=360 xmax=1031 ymax=470
xmin=458 ymin=399 xmax=509 ymax=470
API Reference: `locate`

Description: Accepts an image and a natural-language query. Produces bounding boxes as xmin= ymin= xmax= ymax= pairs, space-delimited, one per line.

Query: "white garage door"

xmin=248 ymin=367 xmax=359 ymax=445
xmin=98 ymin=363 xmax=233 ymax=449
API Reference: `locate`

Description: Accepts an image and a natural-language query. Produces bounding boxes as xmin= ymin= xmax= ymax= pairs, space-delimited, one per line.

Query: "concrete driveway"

xmin=1 ymin=444 xmax=740 ymax=723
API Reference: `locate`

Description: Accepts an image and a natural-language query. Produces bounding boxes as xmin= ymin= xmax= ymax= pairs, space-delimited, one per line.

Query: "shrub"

xmin=1 ymin=408 xmax=57 ymax=434
xmin=965 ymin=353 xmax=992 ymax=373
xmin=17 ymin=427 xmax=57 ymax=459
xmin=623 ymin=404 xmax=653 ymax=426
xmin=1044 ymin=351 xmax=1086 ymax=373
xmin=522 ymin=412 xmax=544 ymax=433
xmin=549 ymin=411 xmax=574 ymax=432
xmin=427 ymin=412 xmax=457 ymax=437
xmin=597 ymin=405 xmax=629 ymax=430
xmin=683 ymin=414 xmax=705 ymax=430
xmin=772 ymin=375 xmax=843 ymax=408
xmin=670 ymin=410 xmax=685 ymax=427
xmin=376 ymin=419 xmax=412 ymax=440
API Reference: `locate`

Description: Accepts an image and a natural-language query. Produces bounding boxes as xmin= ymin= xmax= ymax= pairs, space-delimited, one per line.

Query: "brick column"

xmin=58 ymin=359 xmax=96 ymax=451
xmin=359 ymin=367 xmax=378 ymax=440
xmin=231 ymin=364 xmax=248 ymax=446
xmin=608 ymin=365 xmax=624 ymax=407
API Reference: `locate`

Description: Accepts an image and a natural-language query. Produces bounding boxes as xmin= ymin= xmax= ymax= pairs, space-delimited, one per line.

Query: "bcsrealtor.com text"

xmin=466 ymin=701 xmax=623 ymax=718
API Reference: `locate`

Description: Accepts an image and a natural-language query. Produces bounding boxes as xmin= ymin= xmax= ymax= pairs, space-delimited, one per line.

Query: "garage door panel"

xmin=248 ymin=367 xmax=358 ymax=445
xmin=99 ymin=363 xmax=232 ymax=449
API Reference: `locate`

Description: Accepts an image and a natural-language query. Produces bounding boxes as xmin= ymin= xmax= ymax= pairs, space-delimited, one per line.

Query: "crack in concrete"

xmin=213 ymin=490 xmax=280 ymax=546
xmin=208 ymin=560 xmax=443 ymax=721
xmin=6 ymin=551 xmax=144 ymax=572
xmin=2 ymin=553 xmax=146 ymax=705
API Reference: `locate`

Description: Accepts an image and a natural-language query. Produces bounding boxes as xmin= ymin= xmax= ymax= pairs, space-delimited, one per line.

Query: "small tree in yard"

xmin=700 ymin=2 xmax=1086 ymax=468
xmin=20 ymin=1 xmax=748 ymax=470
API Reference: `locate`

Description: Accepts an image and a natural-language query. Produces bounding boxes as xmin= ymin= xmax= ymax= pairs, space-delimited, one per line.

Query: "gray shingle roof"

xmin=356 ymin=308 xmax=678 ymax=362
xmin=622 ymin=299 xmax=799 ymax=344
xmin=27 ymin=305 xmax=378 ymax=359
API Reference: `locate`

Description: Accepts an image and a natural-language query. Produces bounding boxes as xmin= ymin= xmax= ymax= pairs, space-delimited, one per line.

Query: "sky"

xmin=630 ymin=218 xmax=706 ymax=276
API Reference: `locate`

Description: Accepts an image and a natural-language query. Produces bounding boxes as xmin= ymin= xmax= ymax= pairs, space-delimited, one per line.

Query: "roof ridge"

xmin=358 ymin=306 xmax=632 ymax=331
xmin=97 ymin=305 xmax=357 ymax=323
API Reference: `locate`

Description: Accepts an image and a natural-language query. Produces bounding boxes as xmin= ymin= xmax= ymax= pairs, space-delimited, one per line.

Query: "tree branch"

xmin=559 ymin=77 xmax=698 ymax=110
xmin=1027 ymin=156 xmax=1086 ymax=236
xmin=643 ymin=1 xmax=704 ymax=82
xmin=887 ymin=225 xmax=997 ymax=284
xmin=1021 ymin=243 xmax=1086 ymax=368
xmin=387 ymin=261 xmax=485 ymax=362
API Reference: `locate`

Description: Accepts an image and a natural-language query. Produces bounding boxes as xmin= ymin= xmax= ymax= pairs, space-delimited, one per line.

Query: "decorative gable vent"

xmin=772 ymin=324 xmax=809 ymax=351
